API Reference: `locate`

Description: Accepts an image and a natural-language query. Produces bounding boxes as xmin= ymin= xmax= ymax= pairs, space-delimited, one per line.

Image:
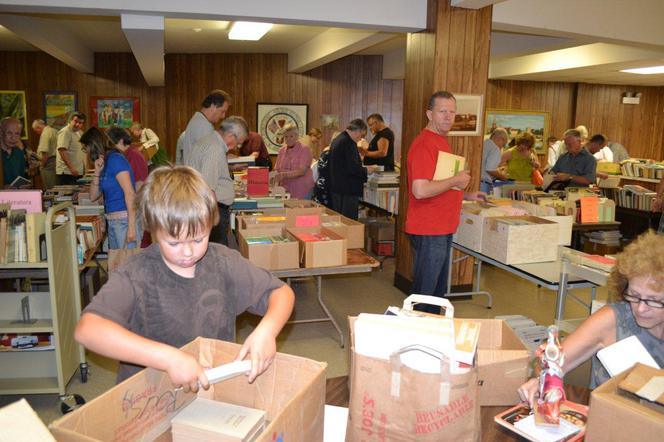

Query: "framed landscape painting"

xmin=484 ymin=109 xmax=550 ymax=153
xmin=0 ymin=90 xmax=28 ymax=139
xmin=448 ymin=94 xmax=483 ymax=136
xmin=90 ymin=96 xmax=140 ymax=129
xmin=43 ymin=91 xmax=77 ymax=129
xmin=257 ymin=103 xmax=308 ymax=154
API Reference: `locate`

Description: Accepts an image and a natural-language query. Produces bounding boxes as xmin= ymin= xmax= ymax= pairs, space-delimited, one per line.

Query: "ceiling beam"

xmin=493 ymin=0 xmax=664 ymax=49
xmin=121 ymin=14 xmax=164 ymax=86
xmin=0 ymin=14 xmax=93 ymax=72
xmin=450 ymin=0 xmax=506 ymax=9
xmin=0 ymin=0 xmax=427 ymax=32
xmin=288 ymin=29 xmax=393 ymax=73
xmin=489 ymin=43 xmax=664 ymax=79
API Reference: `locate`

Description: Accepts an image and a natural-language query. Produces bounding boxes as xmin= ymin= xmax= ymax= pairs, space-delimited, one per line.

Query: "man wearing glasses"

xmin=186 ymin=116 xmax=248 ymax=246
xmin=518 ymin=230 xmax=664 ymax=408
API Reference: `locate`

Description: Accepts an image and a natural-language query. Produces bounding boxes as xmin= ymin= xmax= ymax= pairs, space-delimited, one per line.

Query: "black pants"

xmin=331 ymin=193 xmax=360 ymax=220
xmin=56 ymin=174 xmax=79 ymax=185
xmin=210 ymin=203 xmax=231 ymax=246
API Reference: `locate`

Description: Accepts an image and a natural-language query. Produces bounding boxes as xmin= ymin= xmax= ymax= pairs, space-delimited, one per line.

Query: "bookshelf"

xmin=0 ymin=202 xmax=86 ymax=395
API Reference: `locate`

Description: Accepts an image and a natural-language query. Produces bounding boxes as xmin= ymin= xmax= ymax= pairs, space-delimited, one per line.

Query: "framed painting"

xmin=448 ymin=94 xmax=483 ymax=136
xmin=43 ymin=91 xmax=77 ymax=130
xmin=0 ymin=90 xmax=28 ymax=139
xmin=484 ymin=109 xmax=550 ymax=153
xmin=257 ymin=103 xmax=308 ymax=154
xmin=90 ymin=96 xmax=140 ymax=129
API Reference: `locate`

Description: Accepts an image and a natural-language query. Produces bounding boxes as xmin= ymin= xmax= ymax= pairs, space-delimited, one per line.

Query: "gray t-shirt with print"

xmin=84 ymin=243 xmax=285 ymax=382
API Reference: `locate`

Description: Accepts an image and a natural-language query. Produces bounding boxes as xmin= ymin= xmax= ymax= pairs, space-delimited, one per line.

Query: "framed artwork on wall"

xmin=448 ymin=94 xmax=483 ymax=136
xmin=257 ymin=103 xmax=308 ymax=154
xmin=43 ymin=91 xmax=77 ymax=130
xmin=90 ymin=96 xmax=140 ymax=129
xmin=484 ymin=109 xmax=550 ymax=153
xmin=0 ymin=90 xmax=28 ymax=139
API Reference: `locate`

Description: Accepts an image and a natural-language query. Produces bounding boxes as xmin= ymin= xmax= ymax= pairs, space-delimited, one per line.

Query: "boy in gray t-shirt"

xmin=75 ymin=165 xmax=295 ymax=391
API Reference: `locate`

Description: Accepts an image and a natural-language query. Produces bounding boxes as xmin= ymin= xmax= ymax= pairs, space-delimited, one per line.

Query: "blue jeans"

xmin=479 ymin=181 xmax=493 ymax=195
xmin=410 ymin=233 xmax=453 ymax=313
xmin=107 ymin=217 xmax=142 ymax=249
xmin=331 ymin=193 xmax=360 ymax=220
xmin=659 ymin=213 xmax=664 ymax=235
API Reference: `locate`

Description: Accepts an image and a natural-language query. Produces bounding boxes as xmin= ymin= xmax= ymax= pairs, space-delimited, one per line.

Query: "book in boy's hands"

xmin=494 ymin=401 xmax=588 ymax=442
xmin=596 ymin=335 xmax=660 ymax=377
xmin=433 ymin=151 xmax=466 ymax=185
xmin=204 ymin=359 xmax=252 ymax=385
xmin=171 ymin=396 xmax=265 ymax=442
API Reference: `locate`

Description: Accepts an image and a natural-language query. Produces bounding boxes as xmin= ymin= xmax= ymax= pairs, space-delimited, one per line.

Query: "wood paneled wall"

xmin=0 ymin=51 xmax=403 ymax=161
xmin=575 ymin=83 xmax=664 ymax=160
xmin=485 ymin=80 xmax=664 ymax=161
xmin=395 ymin=0 xmax=492 ymax=290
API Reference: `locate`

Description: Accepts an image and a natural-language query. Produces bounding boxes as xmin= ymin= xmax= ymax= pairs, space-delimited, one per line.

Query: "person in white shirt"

xmin=480 ymin=127 xmax=509 ymax=193
xmin=586 ymin=133 xmax=614 ymax=163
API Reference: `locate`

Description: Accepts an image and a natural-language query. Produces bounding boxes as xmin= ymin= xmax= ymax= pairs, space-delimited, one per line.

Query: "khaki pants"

xmin=40 ymin=156 xmax=56 ymax=190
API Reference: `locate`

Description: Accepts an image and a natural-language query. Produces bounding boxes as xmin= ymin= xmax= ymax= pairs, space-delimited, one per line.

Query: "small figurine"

xmin=535 ymin=325 xmax=566 ymax=425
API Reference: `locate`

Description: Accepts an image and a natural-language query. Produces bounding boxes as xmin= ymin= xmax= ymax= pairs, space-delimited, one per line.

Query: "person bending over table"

xmin=500 ymin=132 xmax=540 ymax=182
xmin=518 ymin=230 xmax=664 ymax=408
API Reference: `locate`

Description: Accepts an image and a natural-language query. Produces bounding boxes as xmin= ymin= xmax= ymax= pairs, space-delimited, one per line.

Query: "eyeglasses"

xmin=623 ymin=292 xmax=664 ymax=309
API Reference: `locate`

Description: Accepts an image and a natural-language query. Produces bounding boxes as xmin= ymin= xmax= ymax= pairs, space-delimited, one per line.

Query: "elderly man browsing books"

xmin=549 ymin=128 xmax=597 ymax=188
xmin=405 ymin=91 xmax=487 ymax=314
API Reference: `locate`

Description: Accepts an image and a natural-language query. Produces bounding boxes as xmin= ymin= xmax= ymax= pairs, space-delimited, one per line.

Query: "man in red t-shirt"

xmin=405 ymin=91 xmax=486 ymax=313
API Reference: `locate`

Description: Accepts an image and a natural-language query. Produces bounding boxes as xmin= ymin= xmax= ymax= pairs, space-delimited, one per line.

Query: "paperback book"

xmin=494 ymin=401 xmax=588 ymax=442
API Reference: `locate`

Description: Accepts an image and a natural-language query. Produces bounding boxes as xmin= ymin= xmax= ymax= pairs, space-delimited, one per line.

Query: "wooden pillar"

xmin=394 ymin=0 xmax=492 ymax=293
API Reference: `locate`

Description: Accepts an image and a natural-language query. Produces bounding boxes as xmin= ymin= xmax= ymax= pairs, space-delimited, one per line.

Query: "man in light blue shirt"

xmin=480 ymin=127 xmax=509 ymax=194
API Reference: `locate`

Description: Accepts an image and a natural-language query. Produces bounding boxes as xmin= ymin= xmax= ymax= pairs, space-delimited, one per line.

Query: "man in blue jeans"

xmin=405 ymin=91 xmax=486 ymax=313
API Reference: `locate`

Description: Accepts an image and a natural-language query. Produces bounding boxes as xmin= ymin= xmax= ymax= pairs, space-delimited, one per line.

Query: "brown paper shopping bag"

xmin=107 ymin=245 xmax=141 ymax=272
xmin=346 ymin=343 xmax=480 ymax=442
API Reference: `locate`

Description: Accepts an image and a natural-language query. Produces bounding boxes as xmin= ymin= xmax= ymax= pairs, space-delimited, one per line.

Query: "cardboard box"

xmin=284 ymin=207 xmax=325 ymax=228
xmin=473 ymin=318 xmax=530 ymax=406
xmin=288 ymin=226 xmax=347 ymax=268
xmin=238 ymin=227 xmax=299 ymax=270
xmin=371 ymin=239 xmax=395 ymax=256
xmin=453 ymin=204 xmax=519 ymax=252
xmin=321 ymin=215 xmax=365 ymax=249
xmin=238 ymin=214 xmax=287 ymax=230
xmin=482 ymin=216 xmax=559 ymax=264
xmin=283 ymin=199 xmax=320 ymax=209
xmin=50 ymin=338 xmax=327 ymax=442
xmin=585 ymin=364 xmax=664 ymax=441
xmin=365 ymin=218 xmax=395 ymax=241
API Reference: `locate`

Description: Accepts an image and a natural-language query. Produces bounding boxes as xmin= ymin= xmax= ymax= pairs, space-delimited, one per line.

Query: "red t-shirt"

xmin=125 ymin=145 xmax=149 ymax=184
xmin=405 ymin=129 xmax=463 ymax=235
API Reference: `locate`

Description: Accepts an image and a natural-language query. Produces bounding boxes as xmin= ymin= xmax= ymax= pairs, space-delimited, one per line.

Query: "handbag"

xmin=107 ymin=244 xmax=141 ymax=272
xmin=531 ymin=169 xmax=544 ymax=186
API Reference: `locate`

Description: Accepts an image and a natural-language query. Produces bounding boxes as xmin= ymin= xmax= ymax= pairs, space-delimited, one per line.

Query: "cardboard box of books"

xmin=238 ymin=214 xmax=287 ymax=230
xmin=364 ymin=217 xmax=395 ymax=241
xmin=284 ymin=207 xmax=325 ymax=228
xmin=50 ymin=338 xmax=327 ymax=442
xmin=321 ymin=214 xmax=365 ymax=249
xmin=482 ymin=216 xmax=559 ymax=264
xmin=287 ymin=226 xmax=347 ymax=268
xmin=453 ymin=203 xmax=524 ymax=252
xmin=283 ymin=199 xmax=320 ymax=209
xmin=238 ymin=227 xmax=299 ymax=270
xmin=585 ymin=364 xmax=664 ymax=442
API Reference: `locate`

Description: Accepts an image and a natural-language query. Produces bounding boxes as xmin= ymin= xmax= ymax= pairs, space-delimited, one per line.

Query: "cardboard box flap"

xmin=618 ymin=363 xmax=664 ymax=406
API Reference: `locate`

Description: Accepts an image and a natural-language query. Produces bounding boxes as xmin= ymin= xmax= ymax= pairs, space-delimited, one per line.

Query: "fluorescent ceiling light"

xmin=228 ymin=22 xmax=273 ymax=41
xmin=621 ymin=65 xmax=664 ymax=75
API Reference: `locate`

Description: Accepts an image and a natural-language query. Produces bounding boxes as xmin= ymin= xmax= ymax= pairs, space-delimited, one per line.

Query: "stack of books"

xmin=244 ymin=235 xmax=291 ymax=245
xmin=171 ymin=397 xmax=265 ymax=442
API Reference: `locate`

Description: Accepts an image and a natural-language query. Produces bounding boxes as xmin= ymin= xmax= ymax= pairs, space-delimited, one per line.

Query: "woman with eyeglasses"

xmin=518 ymin=230 xmax=664 ymax=408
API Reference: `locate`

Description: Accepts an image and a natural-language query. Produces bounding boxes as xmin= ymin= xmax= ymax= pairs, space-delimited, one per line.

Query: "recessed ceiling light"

xmin=228 ymin=21 xmax=273 ymax=41
xmin=192 ymin=27 xmax=202 ymax=33
xmin=620 ymin=65 xmax=664 ymax=75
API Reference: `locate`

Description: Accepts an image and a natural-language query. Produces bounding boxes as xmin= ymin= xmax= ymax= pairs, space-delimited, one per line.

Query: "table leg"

xmin=315 ymin=275 xmax=344 ymax=348
xmin=555 ymin=271 xmax=570 ymax=321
